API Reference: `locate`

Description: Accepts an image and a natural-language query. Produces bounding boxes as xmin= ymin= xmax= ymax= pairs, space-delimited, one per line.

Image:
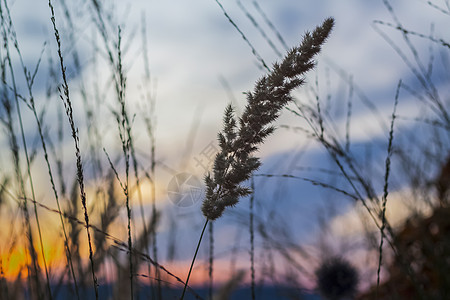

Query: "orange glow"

xmin=0 ymin=227 xmax=66 ymax=281
xmin=35 ymin=233 xmax=65 ymax=272
xmin=2 ymin=246 xmax=29 ymax=279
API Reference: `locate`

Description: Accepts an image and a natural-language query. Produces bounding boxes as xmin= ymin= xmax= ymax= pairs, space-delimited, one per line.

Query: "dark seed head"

xmin=315 ymin=256 xmax=358 ymax=300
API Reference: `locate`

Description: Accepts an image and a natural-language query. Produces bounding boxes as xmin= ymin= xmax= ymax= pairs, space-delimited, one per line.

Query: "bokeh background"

xmin=0 ymin=0 xmax=449 ymax=299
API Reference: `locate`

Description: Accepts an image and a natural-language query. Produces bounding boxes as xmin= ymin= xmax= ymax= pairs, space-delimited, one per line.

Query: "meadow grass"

xmin=0 ymin=0 xmax=449 ymax=300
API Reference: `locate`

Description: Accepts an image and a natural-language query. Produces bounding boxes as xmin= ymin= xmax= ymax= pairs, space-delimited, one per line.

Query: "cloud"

xmin=329 ymin=188 xmax=434 ymax=238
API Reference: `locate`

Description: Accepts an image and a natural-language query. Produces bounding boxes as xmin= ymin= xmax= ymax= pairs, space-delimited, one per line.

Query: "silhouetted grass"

xmin=0 ymin=1 xmax=448 ymax=299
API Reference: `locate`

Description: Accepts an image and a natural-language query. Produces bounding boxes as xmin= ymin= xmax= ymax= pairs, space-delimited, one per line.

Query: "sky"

xmin=0 ymin=0 xmax=449 ymax=295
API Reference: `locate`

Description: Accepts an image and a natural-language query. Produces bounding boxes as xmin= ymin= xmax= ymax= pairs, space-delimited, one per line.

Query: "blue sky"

xmin=1 ymin=0 xmax=449 ymax=293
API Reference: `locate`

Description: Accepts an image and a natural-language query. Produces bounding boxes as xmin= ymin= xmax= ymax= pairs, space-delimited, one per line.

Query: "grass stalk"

xmin=208 ymin=221 xmax=214 ymax=300
xmin=47 ymin=1 xmax=99 ymax=298
xmin=151 ymin=164 xmax=161 ymax=299
xmin=251 ymin=0 xmax=289 ymax=50
xmin=28 ymin=62 xmax=80 ymax=300
xmin=376 ymin=80 xmax=401 ymax=295
xmin=214 ymin=0 xmax=270 ymax=72
xmin=236 ymin=0 xmax=282 ymax=58
xmin=116 ymin=26 xmax=134 ymax=300
xmin=250 ymin=177 xmax=255 ymax=300
xmin=180 ymin=219 xmax=209 ymax=300
xmin=141 ymin=70 xmax=161 ymax=297
xmin=345 ymin=76 xmax=354 ymax=152
xmin=5 ymin=10 xmax=80 ymax=297
xmin=0 ymin=3 xmax=50 ymax=297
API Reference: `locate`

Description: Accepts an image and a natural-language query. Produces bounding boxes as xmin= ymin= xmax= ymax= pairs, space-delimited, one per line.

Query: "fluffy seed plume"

xmin=202 ymin=18 xmax=335 ymax=220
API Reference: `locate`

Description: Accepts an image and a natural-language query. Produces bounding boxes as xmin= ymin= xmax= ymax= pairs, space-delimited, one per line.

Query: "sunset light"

xmin=0 ymin=0 xmax=449 ymax=299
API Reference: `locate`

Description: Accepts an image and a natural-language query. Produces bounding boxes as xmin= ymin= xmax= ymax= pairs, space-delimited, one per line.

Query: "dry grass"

xmin=0 ymin=0 xmax=449 ymax=300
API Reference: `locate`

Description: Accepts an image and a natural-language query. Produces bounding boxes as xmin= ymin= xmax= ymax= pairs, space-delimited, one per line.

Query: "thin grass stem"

xmin=208 ymin=221 xmax=214 ymax=300
xmin=250 ymin=177 xmax=255 ymax=300
xmin=376 ymin=80 xmax=401 ymax=296
xmin=47 ymin=1 xmax=99 ymax=298
xmin=180 ymin=219 xmax=209 ymax=300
